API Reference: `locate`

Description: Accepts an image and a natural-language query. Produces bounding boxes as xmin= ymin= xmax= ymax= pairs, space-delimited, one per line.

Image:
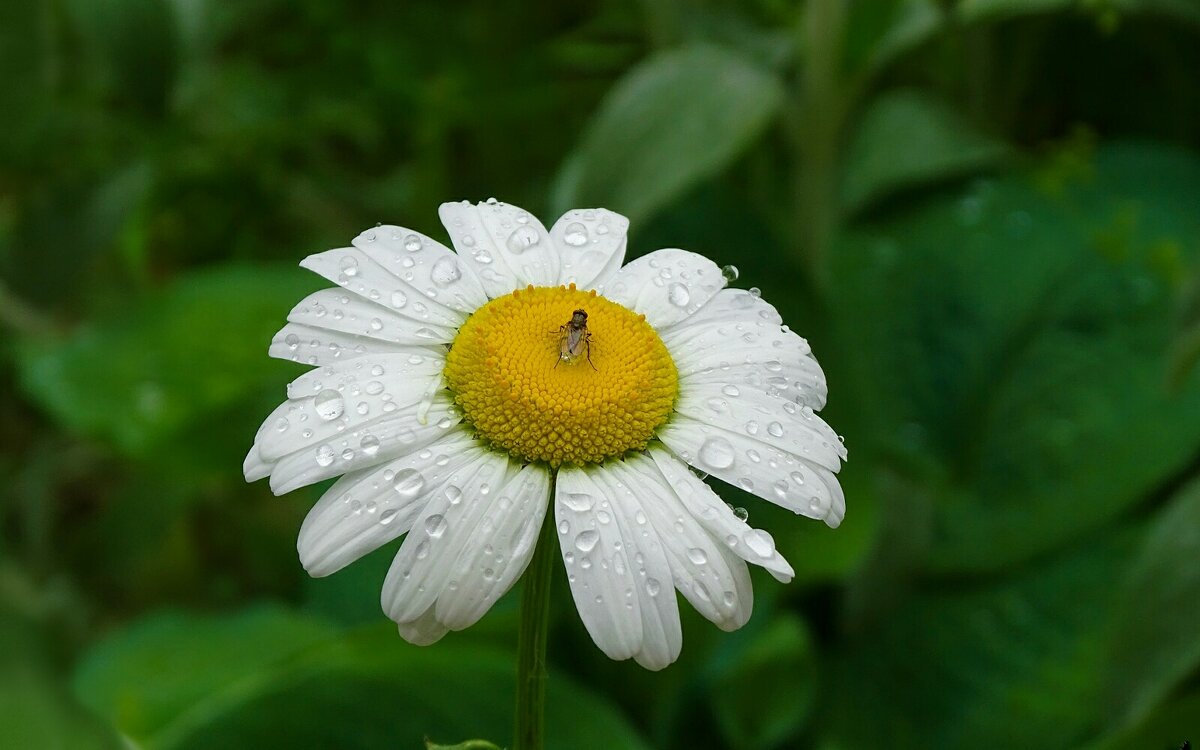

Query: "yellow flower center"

xmin=444 ymin=284 xmax=678 ymax=466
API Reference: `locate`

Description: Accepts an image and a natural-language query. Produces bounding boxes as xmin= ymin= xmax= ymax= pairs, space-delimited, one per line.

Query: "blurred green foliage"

xmin=3 ymin=0 xmax=1200 ymax=748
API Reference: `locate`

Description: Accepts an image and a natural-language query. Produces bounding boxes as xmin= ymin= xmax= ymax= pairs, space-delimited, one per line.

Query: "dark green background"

xmin=3 ymin=1 xmax=1200 ymax=748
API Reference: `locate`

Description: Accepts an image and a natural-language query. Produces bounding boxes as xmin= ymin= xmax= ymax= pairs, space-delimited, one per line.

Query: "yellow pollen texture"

xmin=444 ymin=284 xmax=678 ymax=466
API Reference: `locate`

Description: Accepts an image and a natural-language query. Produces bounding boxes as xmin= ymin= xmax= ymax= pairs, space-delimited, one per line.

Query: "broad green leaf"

xmin=827 ymin=529 xmax=1138 ymax=749
xmin=74 ymin=605 xmax=335 ymax=738
xmin=841 ymin=90 xmax=1011 ymax=214
xmin=0 ymin=610 xmax=123 ymax=750
xmin=959 ymin=0 xmax=1200 ymax=27
xmin=552 ymin=44 xmax=784 ymax=225
xmin=1088 ymin=691 xmax=1200 ymax=750
xmin=830 ymin=143 xmax=1200 ymax=572
xmin=75 ymin=607 xmax=652 ymax=750
xmin=709 ymin=614 xmax=816 ymax=750
xmin=840 ymin=0 xmax=944 ymax=78
xmin=17 ymin=264 xmax=320 ymax=455
xmin=1098 ymin=477 xmax=1200 ymax=730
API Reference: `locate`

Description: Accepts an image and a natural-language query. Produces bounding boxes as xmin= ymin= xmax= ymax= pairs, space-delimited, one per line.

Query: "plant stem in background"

xmin=513 ymin=508 xmax=557 ymax=750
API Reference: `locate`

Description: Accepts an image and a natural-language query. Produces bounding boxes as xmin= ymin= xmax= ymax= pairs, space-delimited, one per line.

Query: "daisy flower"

xmin=244 ymin=200 xmax=846 ymax=670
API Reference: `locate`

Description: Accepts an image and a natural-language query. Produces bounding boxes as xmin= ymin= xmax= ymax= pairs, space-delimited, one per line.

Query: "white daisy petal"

xmin=658 ymin=416 xmax=845 ymax=528
xmin=297 ymin=430 xmax=478 ymax=577
xmin=268 ymin=323 xmax=444 ymax=367
xmin=435 ymin=462 xmax=551 ymax=629
xmin=282 ymin=351 xmax=444 ymax=400
xmin=252 ymin=368 xmax=444 ymax=463
xmin=396 ymin=604 xmax=450 ymax=646
xmin=661 ymin=289 xmax=827 ymax=409
xmin=647 ymin=444 xmax=794 ymax=583
xmin=556 ymin=464 xmax=682 ymax=671
xmin=674 ymin=377 xmax=845 ymax=473
xmin=439 ymin=200 xmax=558 ymax=291
xmin=286 ymin=289 xmax=457 ymax=347
xmin=600 ymin=249 xmax=726 ymax=330
xmin=300 ymin=247 xmax=465 ymax=329
xmin=549 ymin=208 xmax=629 ymax=290
xmin=612 ymin=456 xmax=754 ymax=631
xmin=266 ymin=392 xmax=462 ymax=495
xmin=381 ymin=448 xmax=514 ymax=624
xmin=353 ymin=226 xmax=489 ymax=315
xmin=242 ymin=444 xmax=273 ymax=482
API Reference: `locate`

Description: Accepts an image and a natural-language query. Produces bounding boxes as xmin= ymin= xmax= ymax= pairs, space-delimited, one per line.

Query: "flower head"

xmin=245 ymin=200 xmax=846 ymax=669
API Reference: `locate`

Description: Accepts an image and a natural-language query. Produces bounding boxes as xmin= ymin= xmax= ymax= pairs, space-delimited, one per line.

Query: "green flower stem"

xmin=514 ymin=507 xmax=557 ymax=750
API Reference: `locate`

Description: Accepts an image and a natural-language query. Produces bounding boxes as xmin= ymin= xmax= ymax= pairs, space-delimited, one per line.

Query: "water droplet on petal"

xmin=445 ymin=485 xmax=463 ymax=504
xmin=687 ymin=547 xmax=708 ymax=565
xmin=767 ymin=421 xmax=784 ymax=437
xmin=506 ymin=226 xmax=541 ymax=253
xmin=722 ymin=384 xmax=740 ymax=397
xmin=360 ymin=434 xmax=381 ymax=456
xmin=721 ymin=264 xmax=739 ymax=282
xmin=314 ymin=389 xmax=345 ymax=420
xmin=667 ymin=282 xmax=690 ymax=307
xmin=561 ymin=492 xmax=594 ymax=512
xmin=645 ymin=578 xmax=661 ymax=596
xmin=431 ymin=256 xmax=462 ymax=286
xmin=404 ymin=234 xmax=422 ymax=252
xmin=699 ymin=437 xmax=736 ymax=470
xmin=315 ymin=444 xmax=336 ymax=467
xmin=340 ymin=255 xmax=359 ymax=276
xmin=393 ymin=468 xmax=425 ymax=499
xmin=425 ymin=514 xmax=448 ymax=538
xmin=574 ymin=530 xmax=600 ymax=553
xmin=563 ymin=222 xmax=588 ymax=247
xmin=742 ymin=529 xmax=775 ymax=558
xmin=390 ymin=290 xmax=408 ymax=308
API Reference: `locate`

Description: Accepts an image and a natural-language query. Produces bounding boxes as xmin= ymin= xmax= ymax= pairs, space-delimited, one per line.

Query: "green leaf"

xmin=830 ymin=142 xmax=1200 ymax=573
xmin=1098 ymin=477 xmax=1200 ymax=731
xmin=17 ymin=263 xmax=320 ymax=455
xmin=74 ymin=604 xmax=335 ymax=739
xmin=841 ymin=89 xmax=1011 ymax=214
xmin=75 ymin=607 xmax=652 ymax=750
xmin=552 ymin=44 xmax=784 ymax=225
xmin=709 ymin=614 xmax=816 ymax=750
xmin=840 ymin=0 xmax=944 ymax=79
xmin=828 ymin=529 xmax=1139 ymax=749
xmin=0 ymin=610 xmax=123 ymax=750
xmin=1088 ymin=691 xmax=1200 ymax=750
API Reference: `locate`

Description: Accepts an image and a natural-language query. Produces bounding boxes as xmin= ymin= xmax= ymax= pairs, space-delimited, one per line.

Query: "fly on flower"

xmin=244 ymin=200 xmax=846 ymax=670
xmin=554 ymin=308 xmax=595 ymax=369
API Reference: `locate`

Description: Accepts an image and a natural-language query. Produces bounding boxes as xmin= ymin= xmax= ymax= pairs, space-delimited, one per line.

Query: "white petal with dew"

xmin=556 ymin=464 xmax=682 ymax=670
xmin=648 ymin=444 xmax=794 ymax=582
xmin=673 ymin=375 xmax=844 ymax=473
xmin=610 ymin=456 xmax=754 ymax=631
xmin=352 ymin=226 xmax=488 ymax=314
xmin=300 ymin=247 xmax=465 ymax=329
xmin=266 ymin=391 xmax=462 ymax=495
xmin=381 ymin=448 xmax=513 ymax=624
xmin=268 ymin=323 xmax=445 ymax=368
xmin=549 ymin=208 xmax=628 ymax=290
xmin=440 ymin=200 xmax=558 ymax=292
xmin=658 ymin=417 xmax=846 ymax=528
xmin=298 ymin=431 xmax=478 ymax=577
xmin=286 ymin=289 xmax=457 ymax=347
xmin=434 ymin=462 xmax=551 ymax=629
xmin=601 ymin=249 xmax=726 ymax=330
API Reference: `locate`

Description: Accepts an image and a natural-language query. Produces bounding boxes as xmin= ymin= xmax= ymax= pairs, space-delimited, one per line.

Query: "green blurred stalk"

xmin=513 ymin=507 xmax=556 ymax=750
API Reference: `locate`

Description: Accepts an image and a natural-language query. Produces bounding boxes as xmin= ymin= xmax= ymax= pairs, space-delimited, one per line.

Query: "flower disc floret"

xmin=444 ymin=284 xmax=677 ymax=466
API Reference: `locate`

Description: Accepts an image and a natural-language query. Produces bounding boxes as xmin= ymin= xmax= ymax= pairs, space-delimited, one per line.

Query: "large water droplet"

xmin=313 ymin=389 xmax=345 ymax=420
xmin=721 ymin=264 xmax=739 ymax=282
xmin=667 ymin=282 xmax=690 ymax=307
xmin=742 ymin=529 xmax=775 ymax=558
xmin=415 ymin=539 xmax=430 ymax=559
xmin=340 ymin=255 xmax=359 ymax=277
xmin=722 ymin=384 xmax=740 ymax=397
xmin=767 ymin=421 xmax=784 ymax=437
xmin=645 ymin=578 xmax=661 ymax=596
xmin=574 ymin=530 xmax=600 ymax=553
xmin=393 ymin=468 xmax=425 ymax=499
xmin=390 ymin=290 xmax=408 ymax=308
xmin=445 ymin=485 xmax=463 ymax=504
xmin=562 ymin=492 xmax=594 ymax=512
xmin=687 ymin=547 xmax=708 ymax=565
xmin=360 ymin=434 xmax=381 ymax=456
xmin=562 ymin=222 xmax=588 ymax=247
xmin=315 ymin=444 xmax=335 ymax=467
xmin=431 ymin=256 xmax=462 ymax=286
xmin=425 ymin=514 xmax=448 ymax=538
xmin=699 ymin=436 xmax=736 ymax=470
xmin=403 ymin=234 xmax=422 ymax=252
xmin=506 ymin=226 xmax=541 ymax=253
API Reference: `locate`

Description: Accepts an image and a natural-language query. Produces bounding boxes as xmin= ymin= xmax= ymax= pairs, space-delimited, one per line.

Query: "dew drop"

xmin=431 ymin=256 xmax=462 ymax=286
xmin=404 ymin=234 xmax=422 ymax=252
xmin=425 ymin=514 xmax=448 ymax=538
xmin=379 ymin=508 xmax=399 ymax=525
xmin=721 ymin=264 xmax=739 ymax=282
xmin=506 ymin=226 xmax=540 ymax=253
xmin=416 ymin=539 xmax=430 ymax=559
xmin=393 ymin=468 xmax=425 ymax=499
xmin=699 ymin=436 xmax=736 ymax=470
xmin=313 ymin=389 xmax=345 ymax=420
xmin=722 ymin=384 xmax=740 ymax=397
xmin=390 ymin=290 xmax=408 ymax=308
xmin=667 ymin=282 xmax=690 ymax=307
xmin=687 ymin=547 xmax=708 ymax=565
xmin=360 ymin=434 xmax=381 ymax=456
xmin=742 ymin=529 xmax=776 ymax=558
xmin=767 ymin=421 xmax=784 ymax=437
xmin=562 ymin=222 xmax=588 ymax=247
xmin=339 ymin=255 xmax=359 ymax=276
xmin=645 ymin=578 xmax=661 ymax=596
xmin=574 ymin=530 xmax=600 ymax=553
xmin=561 ymin=492 xmax=594 ymax=512
xmin=315 ymin=444 xmax=335 ymax=467
xmin=445 ymin=485 xmax=463 ymax=504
